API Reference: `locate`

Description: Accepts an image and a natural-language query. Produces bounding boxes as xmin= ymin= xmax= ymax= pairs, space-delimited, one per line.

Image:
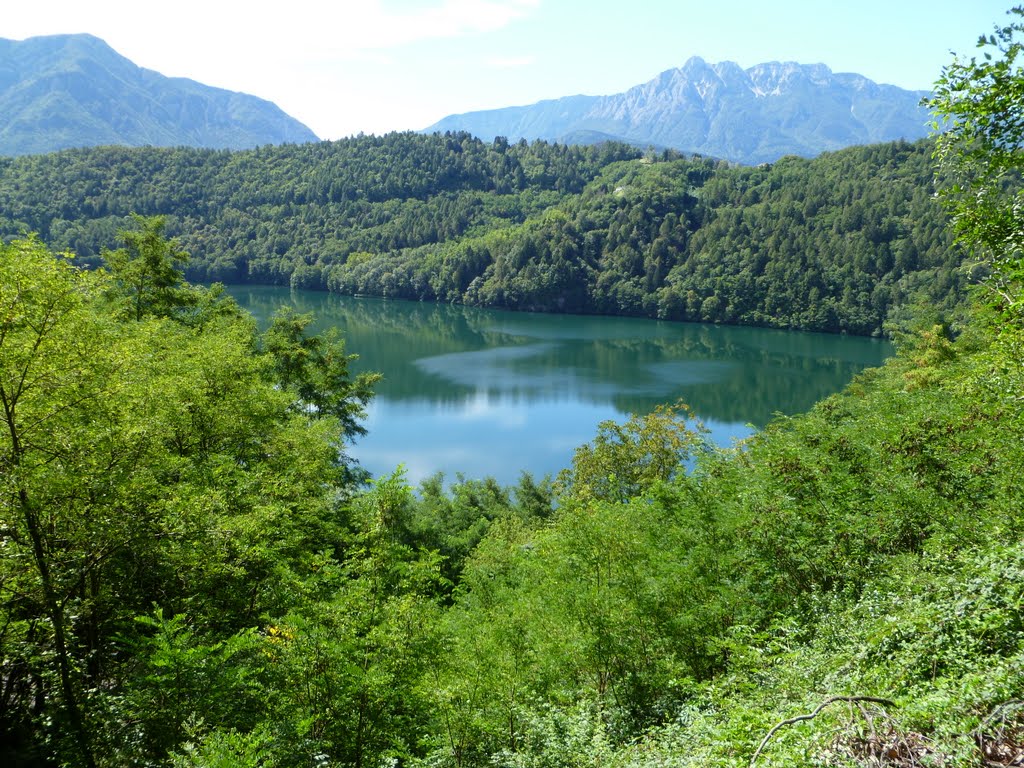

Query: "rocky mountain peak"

xmin=425 ymin=57 xmax=930 ymax=164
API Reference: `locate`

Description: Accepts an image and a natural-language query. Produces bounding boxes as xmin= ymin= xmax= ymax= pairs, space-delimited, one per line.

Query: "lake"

xmin=227 ymin=286 xmax=893 ymax=486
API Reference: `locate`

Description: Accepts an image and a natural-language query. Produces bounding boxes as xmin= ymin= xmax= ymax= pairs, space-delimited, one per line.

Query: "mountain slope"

xmin=426 ymin=57 xmax=931 ymax=164
xmin=0 ymin=34 xmax=318 ymax=156
xmin=0 ymin=134 xmax=958 ymax=337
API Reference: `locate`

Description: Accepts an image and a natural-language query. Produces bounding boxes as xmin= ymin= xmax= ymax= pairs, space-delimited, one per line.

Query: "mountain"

xmin=0 ymin=34 xmax=318 ymax=156
xmin=425 ymin=57 xmax=931 ymax=164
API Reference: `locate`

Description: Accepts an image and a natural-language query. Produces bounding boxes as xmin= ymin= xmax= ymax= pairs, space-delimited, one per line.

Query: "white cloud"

xmin=158 ymin=1 xmax=541 ymax=60
xmin=2 ymin=1 xmax=542 ymax=83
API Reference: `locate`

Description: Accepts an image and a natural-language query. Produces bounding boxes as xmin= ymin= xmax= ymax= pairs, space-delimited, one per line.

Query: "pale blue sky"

xmin=3 ymin=0 xmax=1014 ymax=140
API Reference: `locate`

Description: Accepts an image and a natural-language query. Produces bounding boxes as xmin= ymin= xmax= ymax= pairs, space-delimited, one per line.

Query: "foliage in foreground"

xmin=2 ymin=216 xmax=1022 ymax=767
xmin=0 ymin=225 xmax=381 ymax=767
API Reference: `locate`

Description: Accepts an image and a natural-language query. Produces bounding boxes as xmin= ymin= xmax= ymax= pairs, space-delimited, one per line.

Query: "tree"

xmin=1 ymin=235 xmax=384 ymax=766
xmin=928 ymin=6 xmax=1024 ymax=444
xmin=0 ymin=239 xmax=264 ymax=765
xmin=262 ymin=307 xmax=380 ymax=440
xmin=0 ymin=238 xmax=108 ymax=767
xmin=255 ymin=472 xmax=445 ymax=768
xmin=104 ymin=214 xmax=196 ymax=321
xmin=929 ymin=6 xmax=1024 ymax=320
xmin=556 ymin=402 xmax=708 ymax=503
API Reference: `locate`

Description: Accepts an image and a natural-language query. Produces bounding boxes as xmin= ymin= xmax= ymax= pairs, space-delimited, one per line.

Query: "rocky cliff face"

xmin=426 ymin=57 xmax=930 ymax=164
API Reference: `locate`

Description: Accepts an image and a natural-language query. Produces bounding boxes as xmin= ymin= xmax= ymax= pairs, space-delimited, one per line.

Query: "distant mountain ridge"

xmin=426 ymin=57 xmax=932 ymax=164
xmin=0 ymin=34 xmax=318 ymax=156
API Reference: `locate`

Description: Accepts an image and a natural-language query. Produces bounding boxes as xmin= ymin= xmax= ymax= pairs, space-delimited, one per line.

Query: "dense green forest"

xmin=0 ymin=133 xmax=960 ymax=336
xmin=4 ymin=9 xmax=1024 ymax=768
xmin=5 ymin=219 xmax=1022 ymax=768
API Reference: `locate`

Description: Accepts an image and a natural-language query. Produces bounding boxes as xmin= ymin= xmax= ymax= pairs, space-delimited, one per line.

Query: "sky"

xmin=2 ymin=0 xmax=1015 ymax=140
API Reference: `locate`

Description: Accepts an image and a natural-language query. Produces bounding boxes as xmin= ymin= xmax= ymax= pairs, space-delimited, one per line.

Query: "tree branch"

xmin=750 ymin=695 xmax=897 ymax=767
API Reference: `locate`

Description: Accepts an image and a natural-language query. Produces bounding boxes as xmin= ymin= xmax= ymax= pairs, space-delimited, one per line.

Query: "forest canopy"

xmin=0 ymin=133 xmax=960 ymax=336
xmin=1 ymin=175 xmax=1022 ymax=766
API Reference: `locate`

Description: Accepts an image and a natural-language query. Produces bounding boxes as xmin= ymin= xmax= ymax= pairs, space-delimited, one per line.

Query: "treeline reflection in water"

xmin=229 ymin=286 xmax=893 ymax=483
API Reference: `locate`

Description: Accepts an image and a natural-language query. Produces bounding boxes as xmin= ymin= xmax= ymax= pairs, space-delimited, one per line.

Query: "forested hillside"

xmin=0 ymin=133 xmax=959 ymax=336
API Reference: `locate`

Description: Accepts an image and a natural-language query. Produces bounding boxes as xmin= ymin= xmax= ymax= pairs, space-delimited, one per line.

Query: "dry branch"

xmin=749 ymin=695 xmax=897 ymax=767
xmin=974 ymin=699 xmax=1024 ymax=767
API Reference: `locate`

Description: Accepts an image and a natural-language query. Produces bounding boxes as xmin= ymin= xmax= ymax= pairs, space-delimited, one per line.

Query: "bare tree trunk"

xmin=22 ymin=489 xmax=97 ymax=768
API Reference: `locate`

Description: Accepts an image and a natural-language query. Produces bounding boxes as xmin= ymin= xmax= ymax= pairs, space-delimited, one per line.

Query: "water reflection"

xmin=228 ymin=287 xmax=893 ymax=483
